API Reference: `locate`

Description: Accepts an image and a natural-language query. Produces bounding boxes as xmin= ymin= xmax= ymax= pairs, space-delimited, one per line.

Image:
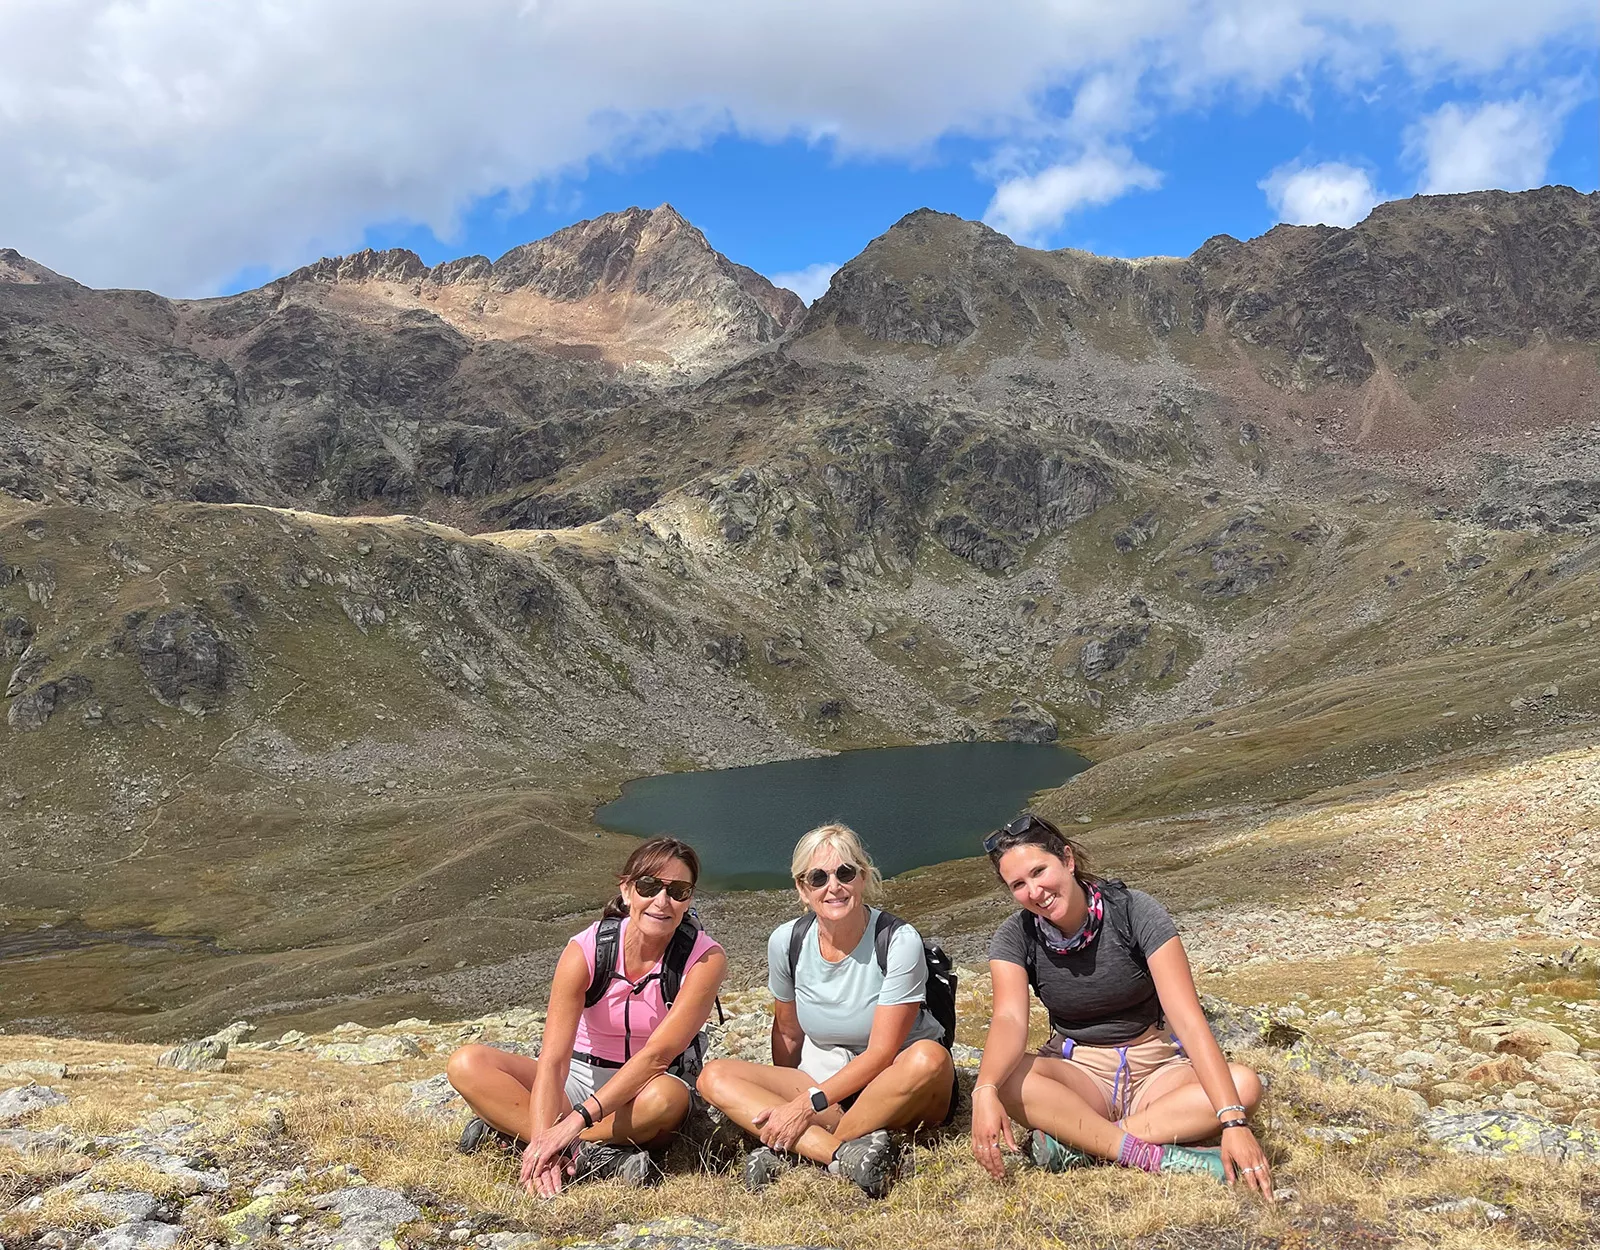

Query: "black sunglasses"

xmin=633 ymin=874 xmax=694 ymax=902
xmin=799 ymin=863 xmax=860 ymax=890
xmin=982 ymin=813 xmax=1050 ymax=854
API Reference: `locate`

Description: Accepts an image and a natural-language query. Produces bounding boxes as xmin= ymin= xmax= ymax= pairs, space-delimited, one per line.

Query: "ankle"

xmin=1116 ymin=1132 xmax=1164 ymax=1173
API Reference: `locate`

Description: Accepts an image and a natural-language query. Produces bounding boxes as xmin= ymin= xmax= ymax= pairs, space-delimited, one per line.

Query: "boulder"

xmin=134 ymin=607 xmax=235 ymax=715
xmin=1533 ymin=1052 xmax=1600 ymax=1092
xmin=0 ymin=1083 xmax=67 ymax=1122
xmin=156 ymin=1038 xmax=228 ymax=1073
xmin=315 ymin=1034 xmax=423 ymax=1064
xmin=1423 ymin=1108 xmax=1600 ymax=1160
xmin=74 ymin=1191 xmax=162 ymax=1225
xmin=0 ymin=1060 xmax=67 ymax=1081
xmin=1467 ymin=1019 xmax=1581 ymax=1061
xmin=990 ymin=699 xmax=1058 ymax=744
xmin=81 ymin=1221 xmax=181 ymax=1250
xmin=205 ymin=1021 xmax=256 ymax=1046
xmin=1462 ymin=1055 xmax=1529 ymax=1085
xmin=309 ymin=1186 xmax=421 ymax=1250
xmin=402 ymin=1073 xmax=465 ymax=1122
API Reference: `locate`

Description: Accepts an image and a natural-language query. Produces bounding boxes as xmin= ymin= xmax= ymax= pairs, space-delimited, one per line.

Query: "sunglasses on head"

xmin=799 ymin=863 xmax=860 ymax=890
xmin=982 ymin=813 xmax=1051 ymax=854
xmin=632 ymin=874 xmax=694 ymax=902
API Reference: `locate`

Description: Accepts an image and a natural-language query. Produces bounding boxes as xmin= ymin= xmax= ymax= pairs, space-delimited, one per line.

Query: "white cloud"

xmin=0 ymin=1 xmax=1593 ymax=293
xmin=768 ymin=262 xmax=839 ymax=306
xmin=1260 ymin=161 xmax=1382 ymax=227
xmin=984 ymin=149 xmax=1162 ymax=245
xmin=1405 ymin=95 xmax=1574 ymax=194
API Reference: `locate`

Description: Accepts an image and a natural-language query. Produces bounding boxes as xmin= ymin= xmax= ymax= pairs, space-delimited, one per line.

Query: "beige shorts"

xmin=1037 ymin=1028 xmax=1192 ymax=1121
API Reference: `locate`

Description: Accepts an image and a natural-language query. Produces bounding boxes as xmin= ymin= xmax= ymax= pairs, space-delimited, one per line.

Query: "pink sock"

xmin=1117 ymin=1133 xmax=1165 ymax=1173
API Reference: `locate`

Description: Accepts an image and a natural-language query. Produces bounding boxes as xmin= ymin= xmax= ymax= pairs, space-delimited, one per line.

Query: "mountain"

xmin=2 ymin=190 xmax=1598 ymax=1036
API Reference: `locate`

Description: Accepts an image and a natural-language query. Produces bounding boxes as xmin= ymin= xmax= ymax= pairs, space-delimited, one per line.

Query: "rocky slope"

xmin=2 ymin=189 xmax=1599 ymax=1036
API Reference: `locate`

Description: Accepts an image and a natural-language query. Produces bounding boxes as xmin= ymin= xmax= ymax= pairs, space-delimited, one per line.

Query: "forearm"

xmin=975 ymin=1011 xmax=1028 ymax=1092
xmin=579 ymin=1046 xmax=672 ymax=1119
xmin=816 ymin=1045 xmax=892 ymax=1107
xmin=529 ymin=1055 xmax=573 ymax=1138
xmin=771 ymin=1025 xmax=803 ymax=1068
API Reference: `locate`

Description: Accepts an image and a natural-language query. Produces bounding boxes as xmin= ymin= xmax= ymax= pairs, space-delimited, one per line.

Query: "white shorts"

xmin=799 ymin=1036 xmax=856 ymax=1084
xmin=564 ymin=1055 xmax=694 ymax=1108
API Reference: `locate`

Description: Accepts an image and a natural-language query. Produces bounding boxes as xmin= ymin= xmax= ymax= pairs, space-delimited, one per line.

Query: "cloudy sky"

xmin=2 ymin=1 xmax=1595 ymax=301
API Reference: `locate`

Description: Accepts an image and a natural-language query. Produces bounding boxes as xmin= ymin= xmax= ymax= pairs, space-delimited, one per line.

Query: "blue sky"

xmin=3 ymin=1 xmax=1596 ymax=300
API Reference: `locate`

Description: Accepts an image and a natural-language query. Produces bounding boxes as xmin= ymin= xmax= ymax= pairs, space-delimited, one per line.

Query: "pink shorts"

xmin=1037 ymin=1028 xmax=1192 ymax=1120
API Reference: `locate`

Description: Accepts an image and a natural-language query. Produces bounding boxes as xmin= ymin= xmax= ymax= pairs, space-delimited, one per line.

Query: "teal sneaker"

xmin=1157 ymin=1145 xmax=1226 ymax=1181
xmin=1027 ymin=1130 xmax=1095 ymax=1171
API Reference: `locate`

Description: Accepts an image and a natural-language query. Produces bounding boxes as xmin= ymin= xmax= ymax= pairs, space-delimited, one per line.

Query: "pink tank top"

xmin=569 ymin=918 xmax=721 ymax=1064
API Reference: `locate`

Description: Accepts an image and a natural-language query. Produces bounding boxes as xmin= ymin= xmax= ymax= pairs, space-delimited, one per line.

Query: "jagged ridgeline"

xmin=2 ymin=190 xmax=1599 ymax=1036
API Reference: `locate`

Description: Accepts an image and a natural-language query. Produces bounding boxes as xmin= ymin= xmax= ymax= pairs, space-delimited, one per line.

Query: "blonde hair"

xmin=790 ymin=822 xmax=884 ymax=903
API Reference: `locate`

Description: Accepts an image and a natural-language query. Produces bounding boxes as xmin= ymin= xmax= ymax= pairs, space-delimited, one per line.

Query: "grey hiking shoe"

xmin=457 ymin=1116 xmax=521 ymax=1154
xmin=742 ymin=1145 xmax=789 ymax=1193
xmin=830 ymin=1129 xmax=897 ymax=1198
xmin=571 ymin=1141 xmax=660 ymax=1187
xmin=1027 ymin=1129 xmax=1095 ymax=1171
xmin=1158 ymin=1144 xmax=1226 ymax=1181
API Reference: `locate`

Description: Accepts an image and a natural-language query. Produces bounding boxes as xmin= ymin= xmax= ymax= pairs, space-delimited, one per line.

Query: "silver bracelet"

xmin=1214 ymin=1103 xmax=1246 ymax=1119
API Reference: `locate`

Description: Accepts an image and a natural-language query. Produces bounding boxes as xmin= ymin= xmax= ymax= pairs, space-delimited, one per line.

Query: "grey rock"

xmin=0 ymin=1059 xmax=68 ymax=1081
xmin=205 ymin=1020 xmax=257 ymax=1045
xmin=80 ymin=1221 xmax=181 ymax=1250
xmin=1421 ymin=1196 xmax=1507 ymax=1221
xmin=155 ymin=1038 xmax=228 ymax=1072
xmin=1423 ymin=1108 xmax=1600 ymax=1160
xmin=990 ymin=698 xmax=1057 ymax=744
xmin=75 ymin=1190 xmax=162 ymax=1225
xmin=134 ymin=607 xmax=235 ymax=715
xmin=403 ymin=1073 xmax=466 ymax=1121
xmin=0 ymin=1082 xmax=68 ymax=1122
xmin=116 ymin=1145 xmax=229 ymax=1194
xmin=315 ymin=1033 xmax=423 ymax=1064
xmin=310 ymin=1185 xmax=422 ymax=1250
xmin=7 ymin=674 xmax=92 ymax=732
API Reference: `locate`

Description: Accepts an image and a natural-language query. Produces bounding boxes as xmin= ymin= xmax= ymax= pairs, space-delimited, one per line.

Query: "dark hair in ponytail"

xmin=985 ymin=813 xmax=1096 ymax=888
xmin=602 ymin=837 xmax=702 ymax=919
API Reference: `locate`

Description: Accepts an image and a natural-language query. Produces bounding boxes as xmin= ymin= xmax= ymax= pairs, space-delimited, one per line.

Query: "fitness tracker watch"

xmin=808 ymin=1086 xmax=829 ymax=1113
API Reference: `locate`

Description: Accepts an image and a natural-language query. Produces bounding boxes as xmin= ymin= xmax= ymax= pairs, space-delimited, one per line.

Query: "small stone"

xmin=76 ymin=1191 xmax=162 ymax=1225
xmin=1463 ymin=1055 xmax=1529 ymax=1085
xmin=314 ymin=1034 xmax=422 ymax=1065
xmin=80 ymin=1221 xmax=182 ymax=1250
xmin=1422 ymin=1196 xmax=1507 ymax=1221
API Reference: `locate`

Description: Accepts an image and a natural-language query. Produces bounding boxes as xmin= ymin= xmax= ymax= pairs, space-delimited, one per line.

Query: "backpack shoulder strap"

xmin=1019 ymin=911 xmax=1042 ymax=993
xmin=786 ymin=912 xmax=817 ymax=983
xmin=1098 ymin=880 xmax=1148 ymax=975
xmin=872 ymin=909 xmax=906 ymax=974
xmin=659 ymin=916 xmax=702 ymax=1007
xmin=584 ymin=916 xmax=622 ymax=1009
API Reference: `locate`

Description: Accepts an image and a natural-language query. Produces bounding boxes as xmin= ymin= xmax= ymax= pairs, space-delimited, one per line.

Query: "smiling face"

xmin=797 ymin=841 xmax=865 ymax=924
xmin=996 ymin=843 xmax=1080 ymax=929
xmin=621 ymin=855 xmax=696 ymax=939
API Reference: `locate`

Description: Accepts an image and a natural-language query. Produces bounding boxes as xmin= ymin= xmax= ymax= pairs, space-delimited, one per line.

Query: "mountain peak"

xmin=0 ymin=249 xmax=77 ymax=287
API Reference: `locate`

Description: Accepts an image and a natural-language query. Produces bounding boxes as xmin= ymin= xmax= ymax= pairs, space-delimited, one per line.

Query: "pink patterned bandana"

xmin=1035 ymin=882 xmax=1104 ymax=954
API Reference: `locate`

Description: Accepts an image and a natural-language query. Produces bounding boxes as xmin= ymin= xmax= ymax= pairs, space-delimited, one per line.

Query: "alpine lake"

xmin=594 ymin=741 xmax=1090 ymax=889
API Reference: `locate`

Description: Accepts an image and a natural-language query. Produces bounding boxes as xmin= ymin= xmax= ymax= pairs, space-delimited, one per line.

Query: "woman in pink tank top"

xmin=447 ymin=837 xmax=727 ymax=1195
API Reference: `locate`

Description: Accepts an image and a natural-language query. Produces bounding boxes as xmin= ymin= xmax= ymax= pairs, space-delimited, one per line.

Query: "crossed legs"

xmin=995 ymin=1055 xmax=1262 ymax=1158
xmin=446 ymin=1043 xmax=690 ymax=1150
xmin=697 ymin=1041 xmax=954 ymax=1166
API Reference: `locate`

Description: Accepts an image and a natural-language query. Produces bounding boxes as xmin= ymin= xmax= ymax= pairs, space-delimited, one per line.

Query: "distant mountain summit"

xmin=268 ymin=204 xmax=804 ymax=371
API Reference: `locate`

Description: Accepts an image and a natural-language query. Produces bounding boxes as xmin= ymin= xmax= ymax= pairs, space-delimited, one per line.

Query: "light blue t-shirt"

xmin=767 ymin=909 xmax=945 ymax=1054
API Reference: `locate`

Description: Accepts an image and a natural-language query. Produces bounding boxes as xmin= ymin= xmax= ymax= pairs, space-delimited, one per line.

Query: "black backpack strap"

xmin=1098 ymin=880 xmax=1148 ymax=976
xmin=1019 ymin=912 xmax=1042 ymax=994
xmin=872 ymin=909 xmax=904 ymax=974
xmin=584 ymin=915 xmax=622 ymax=1009
xmin=659 ymin=916 xmax=702 ymax=1006
xmin=786 ymin=911 xmax=817 ymax=983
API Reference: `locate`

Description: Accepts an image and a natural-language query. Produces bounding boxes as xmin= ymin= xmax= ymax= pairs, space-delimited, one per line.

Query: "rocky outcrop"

xmin=132 ymin=608 xmax=235 ymax=715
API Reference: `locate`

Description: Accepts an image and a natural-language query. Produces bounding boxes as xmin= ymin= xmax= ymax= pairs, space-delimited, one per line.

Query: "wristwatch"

xmin=807 ymin=1086 xmax=829 ymax=1113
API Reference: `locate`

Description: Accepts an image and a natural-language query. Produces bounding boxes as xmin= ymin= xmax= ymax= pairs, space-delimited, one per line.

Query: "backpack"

xmin=584 ymin=912 xmax=723 ymax=1074
xmin=785 ymin=909 xmax=958 ymax=1051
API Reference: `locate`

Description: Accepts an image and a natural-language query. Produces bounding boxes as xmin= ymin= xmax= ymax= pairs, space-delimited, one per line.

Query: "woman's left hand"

xmin=753 ymin=1095 xmax=816 ymax=1153
xmin=1219 ymin=1125 xmax=1274 ymax=1201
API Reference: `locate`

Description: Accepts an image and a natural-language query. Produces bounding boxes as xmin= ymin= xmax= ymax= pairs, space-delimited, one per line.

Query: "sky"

xmin=1 ymin=2 xmax=1595 ymax=304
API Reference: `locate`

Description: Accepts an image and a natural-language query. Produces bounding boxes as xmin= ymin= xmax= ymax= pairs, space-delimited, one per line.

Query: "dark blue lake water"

xmin=594 ymin=742 xmax=1090 ymax=889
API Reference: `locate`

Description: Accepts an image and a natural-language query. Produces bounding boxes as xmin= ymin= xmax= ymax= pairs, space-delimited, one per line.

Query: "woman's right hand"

xmin=970 ymin=1085 xmax=1017 ymax=1180
xmin=519 ymin=1114 xmax=582 ymax=1198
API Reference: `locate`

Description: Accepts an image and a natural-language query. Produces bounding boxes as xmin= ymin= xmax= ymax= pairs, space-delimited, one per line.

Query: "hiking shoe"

xmin=457 ymin=1116 xmax=520 ymax=1154
xmin=570 ymin=1141 xmax=658 ymax=1186
xmin=742 ymin=1145 xmax=789 ymax=1193
xmin=1027 ymin=1129 xmax=1095 ymax=1172
xmin=830 ymin=1129 xmax=897 ymax=1198
xmin=1158 ymin=1144 xmax=1226 ymax=1181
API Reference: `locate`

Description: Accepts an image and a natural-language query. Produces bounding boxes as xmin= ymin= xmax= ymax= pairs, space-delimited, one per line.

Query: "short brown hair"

xmin=602 ymin=837 xmax=701 ymax=919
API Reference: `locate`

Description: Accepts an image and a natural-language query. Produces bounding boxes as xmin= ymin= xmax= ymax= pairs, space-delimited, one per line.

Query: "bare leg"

xmin=1119 ymin=1062 xmax=1263 ymax=1145
xmin=696 ymin=1059 xmax=842 ymax=1164
xmin=997 ymin=1055 xmax=1125 ymax=1161
xmin=447 ymin=1044 xmax=690 ymax=1148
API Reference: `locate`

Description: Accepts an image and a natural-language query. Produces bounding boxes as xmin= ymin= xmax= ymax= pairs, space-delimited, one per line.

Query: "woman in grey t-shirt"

xmin=697 ymin=823 xmax=954 ymax=1198
xmin=970 ymin=814 xmax=1275 ymax=1200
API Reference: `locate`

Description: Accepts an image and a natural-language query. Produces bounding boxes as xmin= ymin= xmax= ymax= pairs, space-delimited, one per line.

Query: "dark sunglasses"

xmin=799 ymin=863 xmax=860 ymax=890
xmin=983 ymin=813 xmax=1050 ymax=854
xmin=633 ymin=874 xmax=694 ymax=902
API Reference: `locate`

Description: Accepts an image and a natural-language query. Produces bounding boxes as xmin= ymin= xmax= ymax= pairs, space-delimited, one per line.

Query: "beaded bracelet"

xmin=1214 ymin=1103 xmax=1246 ymax=1119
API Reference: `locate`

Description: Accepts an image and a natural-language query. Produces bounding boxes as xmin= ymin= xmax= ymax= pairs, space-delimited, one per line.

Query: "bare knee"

xmin=446 ymin=1044 xmax=492 ymax=1094
xmin=898 ymin=1040 xmax=952 ymax=1089
xmin=635 ymin=1074 xmax=691 ymax=1129
xmin=1229 ymin=1064 xmax=1264 ymax=1111
xmin=697 ymin=1058 xmax=736 ymax=1105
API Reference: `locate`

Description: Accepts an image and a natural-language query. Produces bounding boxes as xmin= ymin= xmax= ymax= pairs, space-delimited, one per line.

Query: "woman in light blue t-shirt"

xmin=697 ymin=823 xmax=954 ymax=1198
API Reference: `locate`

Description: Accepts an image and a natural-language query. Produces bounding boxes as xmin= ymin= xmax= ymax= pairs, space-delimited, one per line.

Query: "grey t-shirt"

xmin=988 ymin=886 xmax=1179 ymax=1046
xmin=769 ymin=909 xmax=945 ymax=1054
